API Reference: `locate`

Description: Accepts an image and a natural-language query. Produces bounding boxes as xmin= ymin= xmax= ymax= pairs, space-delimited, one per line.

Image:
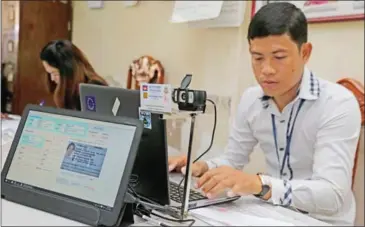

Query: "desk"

xmin=1 ymin=119 xmax=330 ymax=226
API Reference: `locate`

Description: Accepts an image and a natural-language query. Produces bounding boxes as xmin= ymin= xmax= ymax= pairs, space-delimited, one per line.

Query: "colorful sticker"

xmin=85 ymin=96 xmax=96 ymax=111
xmin=139 ymin=108 xmax=152 ymax=129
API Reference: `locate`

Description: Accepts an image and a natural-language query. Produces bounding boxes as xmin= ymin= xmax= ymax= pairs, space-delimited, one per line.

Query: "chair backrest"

xmin=127 ymin=55 xmax=165 ymax=90
xmin=337 ymin=78 xmax=364 ymax=189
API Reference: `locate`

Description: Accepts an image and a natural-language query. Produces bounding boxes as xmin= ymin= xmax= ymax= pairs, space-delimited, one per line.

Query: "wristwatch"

xmin=253 ymin=173 xmax=271 ymax=198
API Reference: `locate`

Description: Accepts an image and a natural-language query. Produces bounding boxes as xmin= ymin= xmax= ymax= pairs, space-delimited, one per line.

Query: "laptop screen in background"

xmin=5 ymin=110 xmax=136 ymax=211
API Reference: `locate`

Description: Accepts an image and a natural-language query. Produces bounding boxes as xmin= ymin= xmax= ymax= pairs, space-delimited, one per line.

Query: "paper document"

xmin=1 ymin=118 xmax=20 ymax=146
xmin=2 ymin=128 xmax=16 ymax=146
xmin=2 ymin=119 xmax=20 ymax=131
xmin=188 ymin=1 xmax=247 ymax=28
xmin=191 ymin=206 xmax=295 ymax=226
xmin=170 ymin=1 xmax=224 ymax=23
xmin=87 ymin=0 xmax=103 ymax=9
xmin=2 ymin=142 xmax=12 ymax=167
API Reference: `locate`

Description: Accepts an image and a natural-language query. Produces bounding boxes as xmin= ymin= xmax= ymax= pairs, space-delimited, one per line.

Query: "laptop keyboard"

xmin=169 ymin=181 xmax=207 ymax=203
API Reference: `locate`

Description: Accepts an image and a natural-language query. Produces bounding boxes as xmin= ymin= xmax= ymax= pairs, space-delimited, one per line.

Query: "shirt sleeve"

xmin=206 ymin=88 xmax=258 ymax=170
xmin=268 ymin=95 xmax=361 ymax=215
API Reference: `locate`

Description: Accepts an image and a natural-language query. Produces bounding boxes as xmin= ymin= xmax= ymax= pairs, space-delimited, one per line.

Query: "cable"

xmin=194 ymin=99 xmax=217 ymax=162
xmin=129 ymin=174 xmax=139 ymax=187
xmin=130 ymin=190 xmax=195 ymax=226
xmin=151 ymin=211 xmax=195 ymax=226
xmin=177 ymin=98 xmax=217 ymax=202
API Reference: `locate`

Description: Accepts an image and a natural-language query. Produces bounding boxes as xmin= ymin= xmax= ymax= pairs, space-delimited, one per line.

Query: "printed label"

xmin=140 ymin=83 xmax=172 ymax=114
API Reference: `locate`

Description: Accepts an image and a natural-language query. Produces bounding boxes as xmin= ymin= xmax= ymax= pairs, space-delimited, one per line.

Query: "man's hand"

xmin=195 ymin=166 xmax=262 ymax=199
xmin=168 ymin=155 xmax=209 ymax=177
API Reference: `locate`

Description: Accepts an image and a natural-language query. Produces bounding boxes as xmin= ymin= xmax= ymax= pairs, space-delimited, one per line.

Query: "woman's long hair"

xmin=40 ymin=40 xmax=107 ymax=109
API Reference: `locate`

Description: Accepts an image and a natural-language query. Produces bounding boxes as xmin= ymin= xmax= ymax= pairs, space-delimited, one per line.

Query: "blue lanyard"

xmin=271 ymin=99 xmax=305 ymax=180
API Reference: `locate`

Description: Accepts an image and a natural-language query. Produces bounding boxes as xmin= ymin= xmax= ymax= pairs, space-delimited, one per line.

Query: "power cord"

xmin=127 ymin=188 xmax=195 ymax=226
xmin=150 ymin=211 xmax=195 ymax=226
xmin=177 ymin=98 xmax=217 ymax=202
xmin=129 ymin=174 xmax=139 ymax=188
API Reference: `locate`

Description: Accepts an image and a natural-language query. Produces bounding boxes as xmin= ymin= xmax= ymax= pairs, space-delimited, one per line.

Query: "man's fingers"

xmin=200 ymin=174 xmax=226 ymax=192
xmin=168 ymin=163 xmax=176 ymax=172
xmin=181 ymin=164 xmax=199 ymax=176
xmin=205 ymin=177 xmax=237 ymax=199
xmin=168 ymin=159 xmax=179 ymax=172
xmin=197 ymin=167 xmax=226 ymax=188
xmin=168 ymin=156 xmax=186 ymax=172
xmin=181 ymin=166 xmax=186 ymax=175
xmin=192 ymin=164 xmax=204 ymax=177
xmin=206 ymin=180 xmax=231 ymax=199
xmin=200 ymin=178 xmax=219 ymax=194
xmin=197 ymin=171 xmax=212 ymax=188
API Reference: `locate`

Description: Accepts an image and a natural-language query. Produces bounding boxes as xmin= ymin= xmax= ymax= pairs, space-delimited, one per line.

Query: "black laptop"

xmin=79 ymin=84 xmax=240 ymax=209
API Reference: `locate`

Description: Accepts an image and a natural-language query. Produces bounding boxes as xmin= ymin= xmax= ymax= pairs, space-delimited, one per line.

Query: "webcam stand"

xmin=180 ymin=112 xmax=197 ymax=219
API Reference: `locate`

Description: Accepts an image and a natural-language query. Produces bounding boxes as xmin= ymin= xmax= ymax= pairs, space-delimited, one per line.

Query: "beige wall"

xmin=72 ymin=1 xmax=364 ymax=224
xmin=72 ymin=0 xmax=364 ymax=163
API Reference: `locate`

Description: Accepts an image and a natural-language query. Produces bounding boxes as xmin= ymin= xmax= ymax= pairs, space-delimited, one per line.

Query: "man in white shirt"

xmin=168 ymin=2 xmax=361 ymax=226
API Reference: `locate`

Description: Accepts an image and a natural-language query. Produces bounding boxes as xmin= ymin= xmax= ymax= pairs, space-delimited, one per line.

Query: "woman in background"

xmin=1 ymin=63 xmax=12 ymax=119
xmin=40 ymin=40 xmax=107 ymax=110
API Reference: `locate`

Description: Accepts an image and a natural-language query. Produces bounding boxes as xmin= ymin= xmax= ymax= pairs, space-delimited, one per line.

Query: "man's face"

xmin=249 ymin=34 xmax=312 ymax=97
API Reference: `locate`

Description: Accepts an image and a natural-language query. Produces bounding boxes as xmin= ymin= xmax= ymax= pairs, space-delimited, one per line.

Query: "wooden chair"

xmin=337 ymin=78 xmax=364 ymax=190
xmin=127 ymin=55 xmax=165 ymax=90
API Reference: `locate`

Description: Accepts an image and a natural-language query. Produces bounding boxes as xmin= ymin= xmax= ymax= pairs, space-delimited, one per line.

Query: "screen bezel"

xmin=1 ymin=104 xmax=143 ymax=226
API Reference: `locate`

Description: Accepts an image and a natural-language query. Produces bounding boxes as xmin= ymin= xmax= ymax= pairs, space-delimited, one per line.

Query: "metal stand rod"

xmin=180 ymin=113 xmax=197 ymax=219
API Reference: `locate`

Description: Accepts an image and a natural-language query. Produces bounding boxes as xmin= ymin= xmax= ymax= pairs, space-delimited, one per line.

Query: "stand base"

xmin=98 ymin=203 xmax=134 ymax=227
xmin=116 ymin=203 xmax=135 ymax=227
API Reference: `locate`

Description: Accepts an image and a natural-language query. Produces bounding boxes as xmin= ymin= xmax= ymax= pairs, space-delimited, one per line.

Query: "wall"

xmin=1 ymin=0 xmax=20 ymax=64
xmin=72 ymin=1 xmax=251 ymax=163
xmin=1 ymin=1 xmax=20 ymax=112
xmin=72 ymin=2 xmax=364 ymax=224
xmin=72 ymin=0 xmax=364 ymax=164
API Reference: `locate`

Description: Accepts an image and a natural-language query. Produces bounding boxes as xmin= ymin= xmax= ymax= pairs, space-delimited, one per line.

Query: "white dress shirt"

xmin=206 ymin=67 xmax=361 ymax=226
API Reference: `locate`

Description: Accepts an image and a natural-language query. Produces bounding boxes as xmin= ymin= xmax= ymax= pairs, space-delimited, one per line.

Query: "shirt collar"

xmin=260 ymin=67 xmax=321 ymax=109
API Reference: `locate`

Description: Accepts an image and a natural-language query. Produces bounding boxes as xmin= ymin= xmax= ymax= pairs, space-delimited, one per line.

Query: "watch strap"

xmin=254 ymin=173 xmax=271 ymax=198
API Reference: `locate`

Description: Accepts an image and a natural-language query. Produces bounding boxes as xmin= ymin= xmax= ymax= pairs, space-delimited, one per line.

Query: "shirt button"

xmin=280 ymin=148 xmax=284 ymax=151
xmin=282 ymin=173 xmax=287 ymax=176
xmin=280 ymin=120 xmax=285 ymax=123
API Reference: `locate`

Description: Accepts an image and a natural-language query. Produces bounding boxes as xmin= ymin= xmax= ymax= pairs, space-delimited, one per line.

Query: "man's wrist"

xmin=253 ymin=174 xmax=272 ymax=200
xmin=252 ymin=174 xmax=264 ymax=195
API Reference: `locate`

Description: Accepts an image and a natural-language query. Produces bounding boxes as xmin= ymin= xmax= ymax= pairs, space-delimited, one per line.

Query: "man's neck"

xmin=273 ymin=81 xmax=301 ymax=112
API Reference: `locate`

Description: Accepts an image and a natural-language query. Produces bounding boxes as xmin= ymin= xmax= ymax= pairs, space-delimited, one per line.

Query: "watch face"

xmin=254 ymin=184 xmax=271 ymax=198
xmin=261 ymin=185 xmax=271 ymax=196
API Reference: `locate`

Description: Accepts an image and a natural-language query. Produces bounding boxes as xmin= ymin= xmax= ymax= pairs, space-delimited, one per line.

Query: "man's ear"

xmin=301 ymin=42 xmax=312 ymax=64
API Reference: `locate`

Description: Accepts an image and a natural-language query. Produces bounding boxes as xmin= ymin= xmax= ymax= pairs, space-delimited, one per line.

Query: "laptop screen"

xmin=5 ymin=110 xmax=136 ymax=211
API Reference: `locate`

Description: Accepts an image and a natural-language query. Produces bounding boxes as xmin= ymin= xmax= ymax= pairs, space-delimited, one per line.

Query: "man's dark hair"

xmin=248 ymin=2 xmax=308 ymax=47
